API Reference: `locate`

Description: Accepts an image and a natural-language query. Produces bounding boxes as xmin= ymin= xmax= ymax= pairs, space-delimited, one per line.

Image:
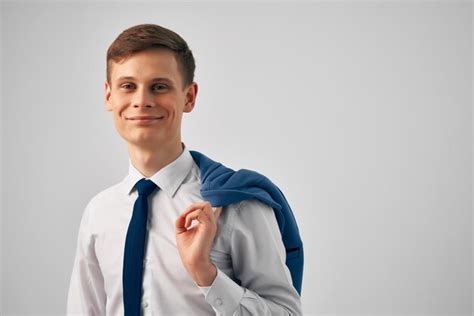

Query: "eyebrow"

xmin=117 ymin=76 xmax=174 ymax=84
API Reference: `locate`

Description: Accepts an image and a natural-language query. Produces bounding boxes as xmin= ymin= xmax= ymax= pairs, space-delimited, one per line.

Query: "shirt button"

xmin=143 ymin=302 xmax=149 ymax=308
xmin=144 ymin=258 xmax=148 ymax=264
xmin=214 ymin=298 xmax=223 ymax=306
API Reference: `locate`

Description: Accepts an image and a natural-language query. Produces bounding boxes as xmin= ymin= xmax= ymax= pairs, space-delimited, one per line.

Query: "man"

xmin=67 ymin=23 xmax=302 ymax=315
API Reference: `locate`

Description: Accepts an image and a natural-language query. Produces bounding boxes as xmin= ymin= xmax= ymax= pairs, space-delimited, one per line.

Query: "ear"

xmin=104 ymin=80 xmax=113 ymax=112
xmin=183 ymin=82 xmax=198 ymax=113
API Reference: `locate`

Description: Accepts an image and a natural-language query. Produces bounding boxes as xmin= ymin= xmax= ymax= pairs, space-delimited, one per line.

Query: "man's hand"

xmin=175 ymin=201 xmax=223 ymax=286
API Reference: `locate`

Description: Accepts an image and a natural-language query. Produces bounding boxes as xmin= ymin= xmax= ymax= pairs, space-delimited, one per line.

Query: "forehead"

xmin=110 ymin=48 xmax=181 ymax=86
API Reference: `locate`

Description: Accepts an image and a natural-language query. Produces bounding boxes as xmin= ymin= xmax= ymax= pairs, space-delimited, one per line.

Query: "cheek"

xmin=112 ymin=106 xmax=128 ymax=128
xmin=159 ymin=103 xmax=177 ymax=120
xmin=114 ymin=103 xmax=128 ymax=119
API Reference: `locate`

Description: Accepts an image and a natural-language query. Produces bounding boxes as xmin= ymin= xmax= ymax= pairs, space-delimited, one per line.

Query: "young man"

xmin=67 ymin=23 xmax=302 ymax=315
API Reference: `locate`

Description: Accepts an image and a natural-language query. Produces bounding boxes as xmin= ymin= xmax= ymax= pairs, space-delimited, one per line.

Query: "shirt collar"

xmin=123 ymin=142 xmax=195 ymax=199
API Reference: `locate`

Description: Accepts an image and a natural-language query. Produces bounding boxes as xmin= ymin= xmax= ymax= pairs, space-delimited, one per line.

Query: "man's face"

xmin=105 ymin=48 xmax=197 ymax=149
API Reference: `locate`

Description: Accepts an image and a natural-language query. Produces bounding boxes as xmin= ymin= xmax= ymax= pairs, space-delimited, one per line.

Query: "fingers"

xmin=180 ymin=202 xmax=221 ymax=222
xmin=175 ymin=213 xmax=189 ymax=233
xmin=184 ymin=208 xmax=210 ymax=228
xmin=181 ymin=201 xmax=211 ymax=218
xmin=175 ymin=201 xmax=223 ymax=232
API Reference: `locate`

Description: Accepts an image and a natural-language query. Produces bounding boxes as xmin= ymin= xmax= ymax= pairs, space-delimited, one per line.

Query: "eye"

xmin=119 ymin=83 xmax=168 ymax=92
xmin=120 ymin=83 xmax=134 ymax=89
xmin=153 ymin=84 xmax=168 ymax=91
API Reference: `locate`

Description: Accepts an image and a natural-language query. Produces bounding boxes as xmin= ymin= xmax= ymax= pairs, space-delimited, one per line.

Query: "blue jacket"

xmin=189 ymin=150 xmax=304 ymax=295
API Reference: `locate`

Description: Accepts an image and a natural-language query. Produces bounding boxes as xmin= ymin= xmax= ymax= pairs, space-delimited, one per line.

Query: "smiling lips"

xmin=127 ymin=115 xmax=164 ymax=120
xmin=126 ymin=116 xmax=164 ymax=126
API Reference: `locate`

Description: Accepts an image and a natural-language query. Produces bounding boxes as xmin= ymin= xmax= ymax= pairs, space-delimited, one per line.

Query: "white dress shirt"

xmin=67 ymin=143 xmax=302 ymax=315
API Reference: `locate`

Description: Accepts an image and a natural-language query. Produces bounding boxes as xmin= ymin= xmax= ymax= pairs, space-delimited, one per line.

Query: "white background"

xmin=1 ymin=1 xmax=472 ymax=315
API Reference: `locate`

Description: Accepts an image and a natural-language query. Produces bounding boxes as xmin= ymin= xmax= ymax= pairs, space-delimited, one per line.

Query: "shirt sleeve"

xmin=197 ymin=199 xmax=302 ymax=315
xmin=66 ymin=200 xmax=107 ymax=315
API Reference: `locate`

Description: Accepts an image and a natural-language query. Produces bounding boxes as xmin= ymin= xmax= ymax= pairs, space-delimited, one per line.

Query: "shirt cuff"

xmin=196 ymin=267 xmax=245 ymax=314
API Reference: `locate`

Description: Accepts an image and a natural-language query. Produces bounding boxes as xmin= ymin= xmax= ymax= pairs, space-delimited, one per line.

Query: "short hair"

xmin=106 ymin=23 xmax=196 ymax=90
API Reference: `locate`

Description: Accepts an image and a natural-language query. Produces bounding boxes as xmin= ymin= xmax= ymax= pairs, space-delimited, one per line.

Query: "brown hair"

xmin=106 ymin=23 xmax=196 ymax=90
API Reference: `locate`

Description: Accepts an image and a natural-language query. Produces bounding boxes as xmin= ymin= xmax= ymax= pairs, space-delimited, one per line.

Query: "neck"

xmin=127 ymin=140 xmax=185 ymax=178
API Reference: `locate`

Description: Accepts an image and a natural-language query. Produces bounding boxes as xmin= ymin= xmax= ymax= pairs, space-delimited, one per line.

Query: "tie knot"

xmin=135 ymin=178 xmax=158 ymax=197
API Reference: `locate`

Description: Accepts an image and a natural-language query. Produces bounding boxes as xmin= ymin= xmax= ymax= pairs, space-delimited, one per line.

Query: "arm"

xmin=197 ymin=199 xmax=302 ymax=315
xmin=66 ymin=201 xmax=107 ymax=315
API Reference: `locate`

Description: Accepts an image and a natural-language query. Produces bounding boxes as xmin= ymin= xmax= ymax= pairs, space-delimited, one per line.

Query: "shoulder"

xmin=81 ymin=180 xmax=124 ymax=218
xmin=231 ymin=198 xmax=279 ymax=233
xmin=228 ymin=199 xmax=286 ymax=259
xmin=235 ymin=198 xmax=275 ymax=219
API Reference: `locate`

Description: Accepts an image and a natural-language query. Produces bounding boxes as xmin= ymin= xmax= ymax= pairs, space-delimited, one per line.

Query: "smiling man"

xmin=66 ymin=23 xmax=303 ymax=315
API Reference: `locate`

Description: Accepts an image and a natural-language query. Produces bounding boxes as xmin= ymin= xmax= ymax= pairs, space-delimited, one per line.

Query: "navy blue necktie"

xmin=123 ymin=178 xmax=158 ymax=315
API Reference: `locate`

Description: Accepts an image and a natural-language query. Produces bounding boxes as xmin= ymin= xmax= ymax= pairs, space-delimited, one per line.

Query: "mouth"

xmin=126 ymin=116 xmax=165 ymax=126
xmin=127 ymin=116 xmax=164 ymax=121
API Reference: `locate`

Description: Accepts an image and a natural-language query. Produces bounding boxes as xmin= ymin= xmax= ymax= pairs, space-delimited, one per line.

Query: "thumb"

xmin=212 ymin=206 xmax=223 ymax=219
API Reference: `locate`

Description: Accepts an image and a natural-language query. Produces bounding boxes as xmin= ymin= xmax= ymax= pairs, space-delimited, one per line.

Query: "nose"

xmin=132 ymin=85 xmax=155 ymax=108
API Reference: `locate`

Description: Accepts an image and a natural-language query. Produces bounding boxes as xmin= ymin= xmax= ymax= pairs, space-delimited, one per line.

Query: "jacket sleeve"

xmin=197 ymin=199 xmax=302 ymax=315
xmin=66 ymin=201 xmax=107 ymax=315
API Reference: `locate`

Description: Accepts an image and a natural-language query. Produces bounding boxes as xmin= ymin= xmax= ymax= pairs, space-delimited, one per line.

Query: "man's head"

xmin=105 ymin=23 xmax=197 ymax=150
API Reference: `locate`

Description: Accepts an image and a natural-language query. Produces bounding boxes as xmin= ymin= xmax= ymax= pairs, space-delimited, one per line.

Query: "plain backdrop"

xmin=1 ymin=1 xmax=472 ymax=315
